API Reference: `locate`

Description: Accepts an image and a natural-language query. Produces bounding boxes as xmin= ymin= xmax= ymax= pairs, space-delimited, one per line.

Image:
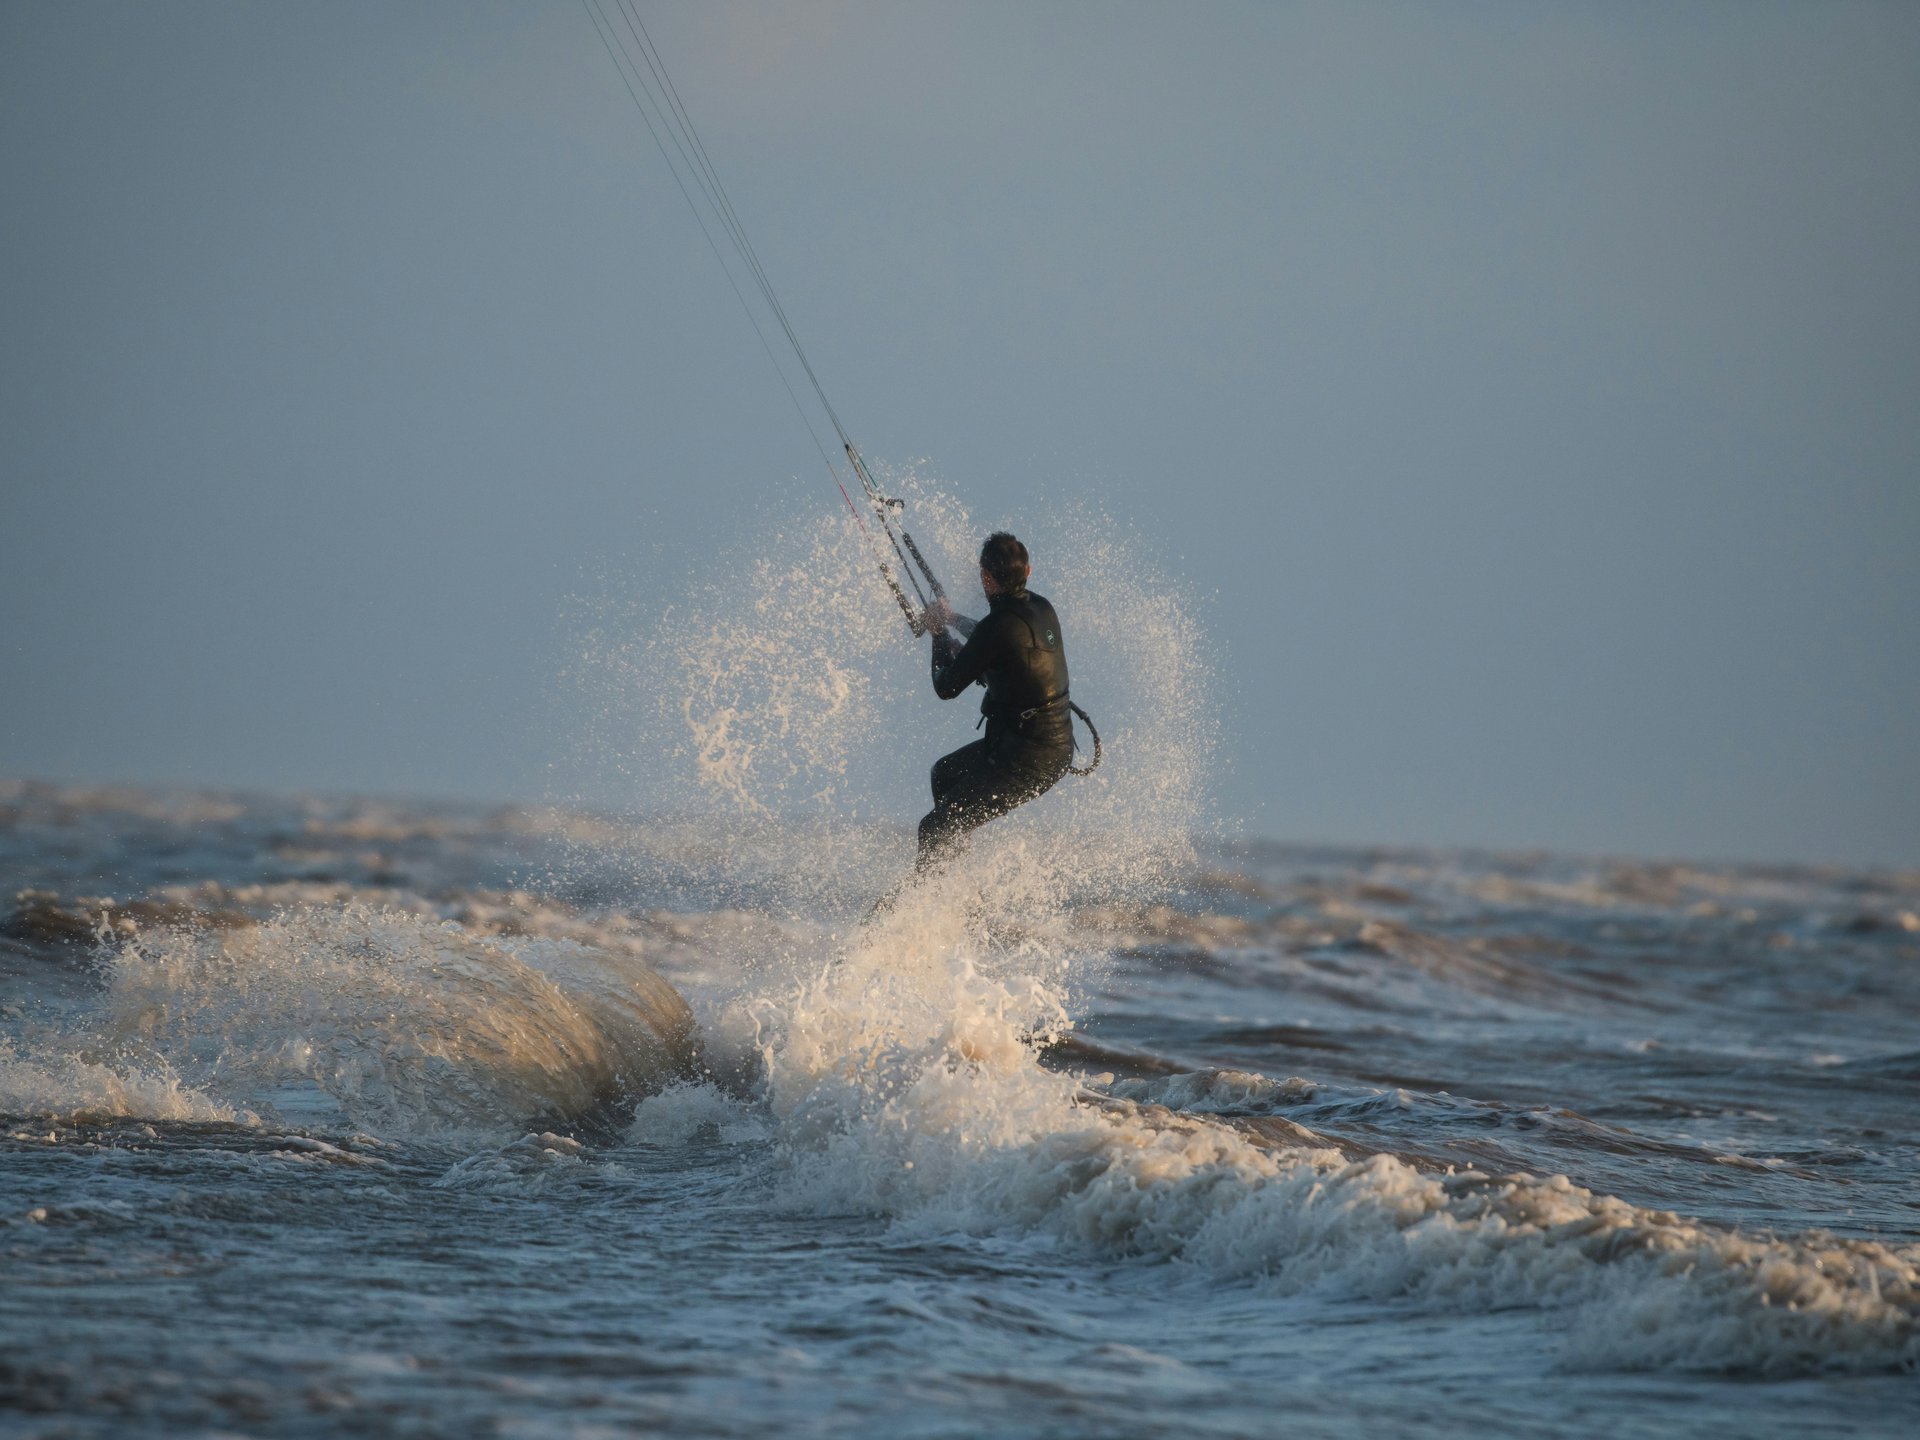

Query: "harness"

xmin=959 ymin=599 xmax=1103 ymax=775
xmin=977 ymin=692 xmax=1102 ymax=777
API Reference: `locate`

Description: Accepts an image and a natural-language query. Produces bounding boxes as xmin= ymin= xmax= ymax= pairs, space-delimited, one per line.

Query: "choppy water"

xmin=3 ymin=778 xmax=1917 ymax=1437
xmin=4 ymin=481 xmax=1917 ymax=1434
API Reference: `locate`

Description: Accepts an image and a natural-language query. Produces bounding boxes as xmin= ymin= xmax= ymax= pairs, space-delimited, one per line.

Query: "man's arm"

xmin=931 ymin=615 xmax=994 ymax=700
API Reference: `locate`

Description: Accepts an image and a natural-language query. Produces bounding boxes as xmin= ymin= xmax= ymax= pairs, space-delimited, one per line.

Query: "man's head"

xmin=978 ymin=531 xmax=1029 ymax=596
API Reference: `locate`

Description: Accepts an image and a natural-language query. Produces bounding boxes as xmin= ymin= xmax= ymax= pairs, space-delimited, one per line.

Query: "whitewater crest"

xmin=2 ymin=900 xmax=695 ymax=1141
xmin=0 ymin=1037 xmax=242 ymax=1127
xmin=710 ymin=902 xmax=1920 ymax=1377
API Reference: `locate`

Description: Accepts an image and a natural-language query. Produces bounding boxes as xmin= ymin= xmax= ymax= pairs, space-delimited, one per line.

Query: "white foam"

xmin=630 ymin=1081 xmax=769 ymax=1146
xmin=8 ymin=904 xmax=694 ymax=1143
xmin=0 ymin=1039 xmax=244 ymax=1126
xmin=721 ymin=908 xmax=1920 ymax=1376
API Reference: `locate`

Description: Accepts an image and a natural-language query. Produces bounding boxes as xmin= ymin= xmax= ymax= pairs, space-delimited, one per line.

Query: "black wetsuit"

xmin=918 ymin=587 xmax=1074 ymax=868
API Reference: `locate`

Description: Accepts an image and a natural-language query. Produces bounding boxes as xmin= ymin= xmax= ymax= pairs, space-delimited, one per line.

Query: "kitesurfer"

xmin=915 ymin=532 xmax=1074 ymax=871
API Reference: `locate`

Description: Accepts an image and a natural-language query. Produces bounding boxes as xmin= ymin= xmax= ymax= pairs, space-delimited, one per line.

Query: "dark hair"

xmin=979 ymin=532 xmax=1030 ymax=588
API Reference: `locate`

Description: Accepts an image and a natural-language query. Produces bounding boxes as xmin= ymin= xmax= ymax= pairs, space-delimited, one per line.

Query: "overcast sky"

xmin=3 ymin=0 xmax=1916 ymax=865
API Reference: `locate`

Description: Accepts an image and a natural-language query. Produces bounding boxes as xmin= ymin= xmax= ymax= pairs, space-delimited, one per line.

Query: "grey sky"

xmin=3 ymin=1 xmax=1916 ymax=865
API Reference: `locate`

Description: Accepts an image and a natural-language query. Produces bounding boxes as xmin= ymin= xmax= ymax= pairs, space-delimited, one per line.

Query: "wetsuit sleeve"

xmin=931 ymin=616 xmax=996 ymax=700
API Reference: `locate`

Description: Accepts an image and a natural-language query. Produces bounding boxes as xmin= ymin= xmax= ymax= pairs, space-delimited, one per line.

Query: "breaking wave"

xmin=2 ymin=903 xmax=694 ymax=1141
xmin=678 ymin=919 xmax=1920 ymax=1377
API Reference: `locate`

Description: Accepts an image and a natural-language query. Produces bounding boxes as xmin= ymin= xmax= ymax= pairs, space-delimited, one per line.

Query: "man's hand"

xmin=922 ymin=598 xmax=952 ymax=635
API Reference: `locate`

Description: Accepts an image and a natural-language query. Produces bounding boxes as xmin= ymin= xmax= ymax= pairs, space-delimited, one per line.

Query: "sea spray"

xmin=564 ymin=464 xmax=1221 ymax=917
xmin=0 ymin=1036 xmax=243 ymax=1126
xmin=6 ymin=903 xmax=692 ymax=1140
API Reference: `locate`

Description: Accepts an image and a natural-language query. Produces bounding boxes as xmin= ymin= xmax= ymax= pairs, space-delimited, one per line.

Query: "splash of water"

xmin=567 ymin=463 xmax=1220 ymax=919
xmin=5 ymin=905 xmax=694 ymax=1142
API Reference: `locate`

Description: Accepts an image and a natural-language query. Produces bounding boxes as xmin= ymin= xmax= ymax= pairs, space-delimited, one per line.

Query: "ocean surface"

xmin=2 ymin=778 xmax=1916 ymax=1438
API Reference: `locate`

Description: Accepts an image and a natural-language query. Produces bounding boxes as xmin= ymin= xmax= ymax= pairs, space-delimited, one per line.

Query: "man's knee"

xmin=930 ymin=742 xmax=984 ymax=802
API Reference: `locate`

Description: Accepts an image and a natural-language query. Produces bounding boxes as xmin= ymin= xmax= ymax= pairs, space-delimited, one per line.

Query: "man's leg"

xmin=916 ymin=741 xmax=1067 ymax=872
xmin=918 ymin=739 xmax=995 ymax=872
xmin=929 ymin=739 xmax=991 ymax=810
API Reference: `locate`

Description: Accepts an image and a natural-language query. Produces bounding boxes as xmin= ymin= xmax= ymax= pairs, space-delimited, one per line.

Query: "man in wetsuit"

xmin=915 ymin=532 xmax=1074 ymax=871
